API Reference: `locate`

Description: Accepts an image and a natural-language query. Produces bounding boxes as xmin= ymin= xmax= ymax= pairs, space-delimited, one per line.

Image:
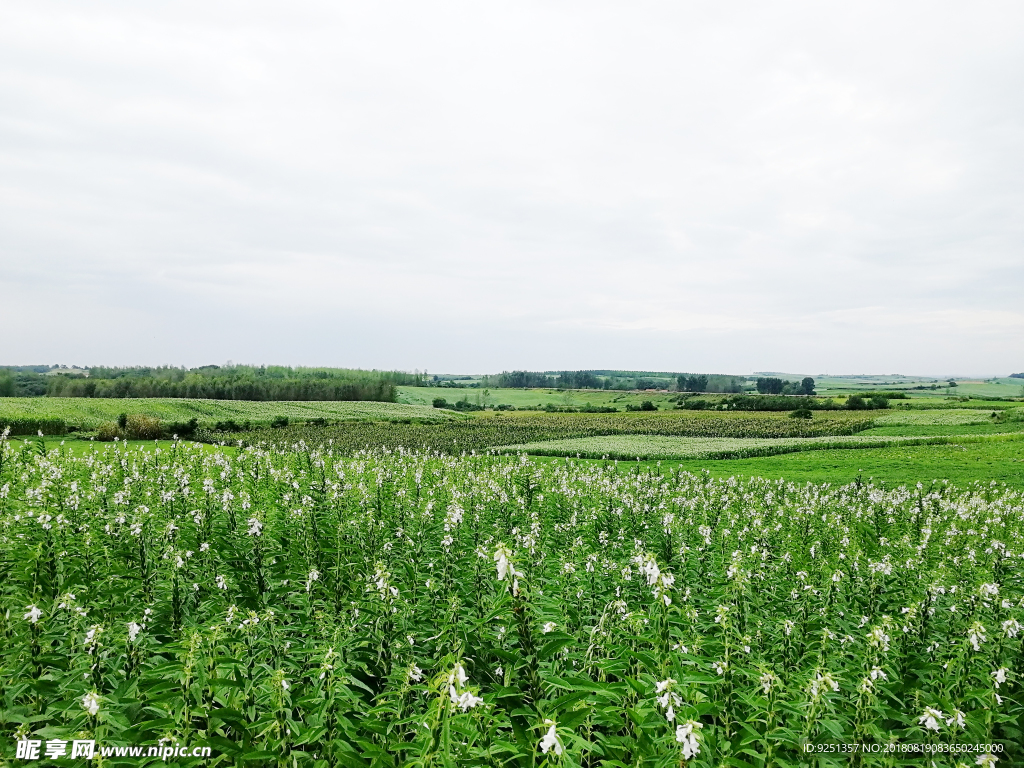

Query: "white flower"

xmin=867 ymin=626 xmax=890 ymax=653
xmin=216 ymin=575 xmax=227 ymax=590
xmin=305 ymin=569 xmax=320 ymax=592
xmin=1002 ymin=619 xmax=1021 ymax=638
xmin=641 ymin=554 xmax=661 ymax=586
xmin=869 ymin=666 xmax=887 ymax=681
xmin=280 ymin=678 xmax=290 ymax=691
xmin=712 ymin=660 xmax=727 ymax=676
xmin=82 ymin=692 xmax=101 ymax=717
xmin=494 ymin=545 xmax=513 ymax=581
xmin=674 ymin=719 xmax=703 ymax=760
xmin=808 ymin=671 xmax=839 ymax=699
xmin=24 ymin=604 xmax=42 ymax=624
xmin=451 ymin=688 xmax=484 ymax=711
xmin=127 ymin=622 xmax=142 ymax=642
xmin=968 ymin=622 xmax=987 ymax=651
xmin=246 ymin=517 xmax=263 ymax=537
xmin=992 ymin=667 xmax=1009 ymax=688
xmin=976 ymin=752 xmax=998 ymax=767
xmin=542 ymin=622 xmax=557 ymax=634
xmin=539 ymin=719 xmax=563 ymax=756
xmin=946 ymin=709 xmax=966 ymax=729
xmin=760 ymin=671 xmax=777 ymax=694
xmin=408 ymin=665 xmax=423 ymax=683
xmin=919 ymin=706 xmax=944 ymax=732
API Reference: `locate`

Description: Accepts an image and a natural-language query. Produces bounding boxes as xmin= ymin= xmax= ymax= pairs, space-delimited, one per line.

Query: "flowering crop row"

xmin=0 ymin=432 xmax=1021 ymax=766
xmin=498 ymin=432 xmax=1024 ymax=461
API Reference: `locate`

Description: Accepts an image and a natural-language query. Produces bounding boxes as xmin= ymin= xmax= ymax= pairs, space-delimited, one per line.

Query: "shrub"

xmin=214 ymin=420 xmax=243 ymax=432
xmin=165 ymin=418 xmax=199 ymax=437
xmin=789 ymin=407 xmax=813 ymax=419
xmin=640 ymin=400 xmax=656 ymax=411
xmin=96 ymin=422 xmax=122 ymax=441
xmin=125 ymin=414 xmax=163 ymax=440
xmin=432 ymin=398 xmax=449 ymax=408
xmin=117 ymin=413 xmax=128 ymax=429
xmin=271 ymin=416 xmax=290 ymax=428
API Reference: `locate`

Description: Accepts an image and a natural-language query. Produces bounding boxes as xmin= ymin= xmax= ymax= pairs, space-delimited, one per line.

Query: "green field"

xmin=0 ymin=397 xmax=462 ymax=433
xmin=396 ymin=385 xmax=682 ymax=410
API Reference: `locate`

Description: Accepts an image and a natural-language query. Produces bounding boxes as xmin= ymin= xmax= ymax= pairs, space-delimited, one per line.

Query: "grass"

xmin=663 ymin=437 xmax=1024 ymax=489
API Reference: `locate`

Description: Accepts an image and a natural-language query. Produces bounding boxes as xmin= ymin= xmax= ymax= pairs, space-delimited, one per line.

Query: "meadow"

xmin=1 ymin=435 xmax=1020 ymax=767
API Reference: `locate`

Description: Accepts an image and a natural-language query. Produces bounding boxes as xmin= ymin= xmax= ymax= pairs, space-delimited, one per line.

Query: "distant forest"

xmin=0 ymin=365 xmax=750 ymax=400
xmin=0 ymin=365 xmax=426 ymax=401
xmin=480 ymin=370 xmax=745 ymax=393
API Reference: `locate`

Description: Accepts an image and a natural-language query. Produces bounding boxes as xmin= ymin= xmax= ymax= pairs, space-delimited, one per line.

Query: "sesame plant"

xmin=0 ymin=429 xmax=1021 ymax=766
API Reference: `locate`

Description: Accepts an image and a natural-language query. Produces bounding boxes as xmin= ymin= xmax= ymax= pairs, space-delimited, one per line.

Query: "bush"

xmin=96 ymin=422 xmax=121 ymax=441
xmin=271 ymin=416 xmax=290 ymax=428
xmin=432 ymin=398 xmax=449 ymax=408
xmin=640 ymin=400 xmax=656 ymax=411
xmin=845 ymin=395 xmax=888 ymax=411
xmin=125 ymin=414 xmax=163 ymax=440
xmin=679 ymin=399 xmax=709 ymax=410
xmin=214 ymin=420 xmax=243 ymax=432
xmin=789 ymin=407 xmax=813 ymax=419
xmin=117 ymin=413 xmax=128 ymax=429
xmin=165 ymin=418 xmax=199 ymax=437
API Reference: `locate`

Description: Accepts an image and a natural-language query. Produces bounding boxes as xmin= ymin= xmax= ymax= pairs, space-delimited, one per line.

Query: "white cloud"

xmin=1 ymin=1 xmax=1022 ymax=373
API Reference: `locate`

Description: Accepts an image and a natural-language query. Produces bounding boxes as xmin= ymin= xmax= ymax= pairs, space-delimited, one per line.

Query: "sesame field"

xmin=1 ymin=432 xmax=1022 ymax=766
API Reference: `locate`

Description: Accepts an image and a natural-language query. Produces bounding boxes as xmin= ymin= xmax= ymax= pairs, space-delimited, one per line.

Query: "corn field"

xmin=0 ymin=433 xmax=1021 ymax=766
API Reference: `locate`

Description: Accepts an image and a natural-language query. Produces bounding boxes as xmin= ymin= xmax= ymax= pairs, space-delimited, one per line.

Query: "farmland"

xmin=1 ymin=434 xmax=1021 ymax=766
xmin=0 ymin=398 xmax=461 ymax=435
xmin=497 ymin=431 xmax=1024 ymax=462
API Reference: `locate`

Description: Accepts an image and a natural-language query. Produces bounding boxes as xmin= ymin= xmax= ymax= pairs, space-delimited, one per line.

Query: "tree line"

xmin=483 ymin=370 xmax=744 ymax=392
xmin=0 ymin=365 xmax=425 ymax=401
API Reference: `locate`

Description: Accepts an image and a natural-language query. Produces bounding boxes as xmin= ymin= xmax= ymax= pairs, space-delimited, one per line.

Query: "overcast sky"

xmin=1 ymin=1 xmax=1022 ymax=375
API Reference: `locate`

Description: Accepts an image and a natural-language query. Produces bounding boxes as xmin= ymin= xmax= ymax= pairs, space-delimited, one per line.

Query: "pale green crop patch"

xmin=871 ymin=408 xmax=999 ymax=426
xmin=500 ymin=431 xmax=1024 ymax=460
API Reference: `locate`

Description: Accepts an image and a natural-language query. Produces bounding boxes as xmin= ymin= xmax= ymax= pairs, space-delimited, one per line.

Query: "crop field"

xmin=0 ymin=398 xmax=461 ymax=434
xmin=870 ymin=409 xmax=1002 ymax=426
xmin=497 ymin=432 xmax=1024 ymax=461
xmin=1 ymin=434 xmax=1021 ymax=767
xmin=396 ymin=386 xmax=683 ymax=412
xmin=227 ymin=411 xmax=877 ymax=456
